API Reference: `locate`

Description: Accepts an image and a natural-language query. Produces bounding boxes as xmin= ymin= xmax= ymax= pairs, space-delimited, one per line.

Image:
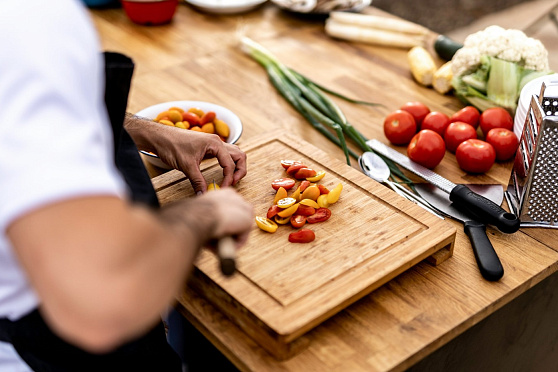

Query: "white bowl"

xmin=135 ymin=100 xmax=243 ymax=169
xmin=184 ymin=0 xmax=267 ymax=14
xmin=271 ymin=0 xmax=371 ymax=14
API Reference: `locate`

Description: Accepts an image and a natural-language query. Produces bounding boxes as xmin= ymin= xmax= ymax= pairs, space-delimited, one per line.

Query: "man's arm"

xmin=7 ymin=189 xmax=253 ymax=353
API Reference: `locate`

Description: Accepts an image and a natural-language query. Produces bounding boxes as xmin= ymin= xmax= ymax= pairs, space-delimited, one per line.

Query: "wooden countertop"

xmin=90 ymin=3 xmax=558 ymax=371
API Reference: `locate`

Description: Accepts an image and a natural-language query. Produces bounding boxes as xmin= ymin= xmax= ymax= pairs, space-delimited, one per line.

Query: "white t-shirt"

xmin=0 ymin=0 xmax=127 ymax=368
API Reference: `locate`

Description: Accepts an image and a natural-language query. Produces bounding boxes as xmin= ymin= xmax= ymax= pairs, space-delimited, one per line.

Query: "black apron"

xmin=0 ymin=52 xmax=181 ymax=371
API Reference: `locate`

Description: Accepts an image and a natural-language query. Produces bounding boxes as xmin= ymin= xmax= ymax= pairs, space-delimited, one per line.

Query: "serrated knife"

xmin=367 ymin=139 xmax=520 ymax=233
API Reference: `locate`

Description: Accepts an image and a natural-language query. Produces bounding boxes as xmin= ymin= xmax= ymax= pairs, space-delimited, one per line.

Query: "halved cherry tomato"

xmin=450 ymin=106 xmax=480 ymax=129
xmin=286 ymin=163 xmax=307 ymax=176
xmin=317 ymin=194 xmax=330 ymax=208
xmin=307 ymin=208 xmax=331 ymax=223
xmin=296 ymin=204 xmax=316 ymax=216
xmin=317 ymin=185 xmax=330 ymax=194
xmin=182 ymin=112 xmax=201 ymax=126
xmin=299 ymin=180 xmax=310 ymax=192
xmin=277 ymin=203 xmax=299 ymax=217
xmin=326 ymin=183 xmax=343 ymax=204
xmin=255 ymin=216 xmax=278 ymax=233
xmin=300 ymin=199 xmax=319 ymax=208
xmin=301 ymin=185 xmax=320 ymax=201
xmin=290 ymin=214 xmax=306 ymax=229
xmin=290 ymin=186 xmax=302 ymax=202
xmin=273 ymin=187 xmax=288 ymax=204
xmin=306 ymin=170 xmax=325 ymax=182
xmin=274 ymin=215 xmax=291 ymax=225
xmin=288 ymin=229 xmax=315 ymax=243
xmin=281 ymin=160 xmax=301 ymax=169
xmin=277 ymin=197 xmax=296 ymax=208
xmin=267 ymin=205 xmax=281 ymax=219
xmin=271 ymin=178 xmax=295 ymax=191
xmin=294 ymin=167 xmax=317 ymax=180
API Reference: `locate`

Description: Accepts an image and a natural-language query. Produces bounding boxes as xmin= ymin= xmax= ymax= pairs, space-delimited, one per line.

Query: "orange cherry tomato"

xmin=271 ymin=178 xmax=295 ymax=191
xmin=288 ymin=229 xmax=315 ymax=243
xmin=255 ymin=216 xmax=278 ymax=233
xmin=301 ymin=185 xmax=320 ymax=201
xmin=290 ymin=214 xmax=306 ymax=229
xmin=200 ymin=111 xmax=216 ymax=125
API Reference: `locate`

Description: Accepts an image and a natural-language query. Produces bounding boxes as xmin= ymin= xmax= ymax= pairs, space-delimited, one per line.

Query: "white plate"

xmin=135 ymin=100 xmax=243 ymax=169
xmin=184 ymin=0 xmax=267 ymax=14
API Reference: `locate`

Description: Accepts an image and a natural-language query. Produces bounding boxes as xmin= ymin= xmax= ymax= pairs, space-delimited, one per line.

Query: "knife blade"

xmin=367 ymin=139 xmax=520 ymax=234
xmin=209 ymin=180 xmax=236 ymax=277
xmin=415 ymin=183 xmax=504 ymax=281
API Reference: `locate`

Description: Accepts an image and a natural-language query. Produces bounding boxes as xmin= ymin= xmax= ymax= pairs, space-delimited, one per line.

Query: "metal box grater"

xmin=505 ymin=82 xmax=558 ymax=228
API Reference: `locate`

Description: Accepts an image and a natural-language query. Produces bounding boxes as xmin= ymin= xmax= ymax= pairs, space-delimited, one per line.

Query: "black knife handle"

xmin=450 ymin=184 xmax=520 ymax=233
xmin=464 ymin=221 xmax=504 ymax=281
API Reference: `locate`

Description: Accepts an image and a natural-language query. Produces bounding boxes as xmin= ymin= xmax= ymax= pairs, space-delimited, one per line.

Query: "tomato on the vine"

xmin=383 ymin=110 xmax=417 ymax=145
xmin=271 ymin=178 xmax=295 ymax=190
xmin=485 ymin=128 xmax=519 ymax=161
xmin=307 ymin=208 xmax=331 ymax=223
xmin=407 ymin=129 xmax=445 ymax=169
xmin=455 ymin=139 xmax=496 ymax=173
xmin=444 ymin=121 xmax=477 ymax=153
xmin=400 ymin=101 xmax=430 ymax=128
xmin=450 ymin=106 xmax=480 ymax=129
xmin=421 ymin=111 xmax=450 ymax=137
xmin=479 ymin=107 xmax=514 ymax=137
xmin=288 ymin=229 xmax=315 ymax=243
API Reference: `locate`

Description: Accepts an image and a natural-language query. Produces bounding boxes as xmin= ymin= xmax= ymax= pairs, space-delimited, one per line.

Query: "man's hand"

xmin=124 ymin=114 xmax=247 ymax=194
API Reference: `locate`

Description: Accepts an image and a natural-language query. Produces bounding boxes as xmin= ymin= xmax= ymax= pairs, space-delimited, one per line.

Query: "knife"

xmin=367 ymin=139 xmax=520 ymax=234
xmin=209 ymin=180 xmax=236 ymax=277
xmin=415 ymin=183 xmax=504 ymax=281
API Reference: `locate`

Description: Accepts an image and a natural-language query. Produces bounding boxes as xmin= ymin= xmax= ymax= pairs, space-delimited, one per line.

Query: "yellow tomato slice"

xmin=290 ymin=186 xmax=302 ymax=202
xmin=306 ymin=170 xmax=325 ymax=182
xmin=207 ymin=182 xmax=220 ymax=191
xmin=277 ymin=203 xmax=299 ymax=218
xmin=326 ymin=183 xmax=343 ymax=204
xmin=277 ymin=197 xmax=296 ymax=208
xmin=300 ymin=185 xmax=320 ymax=201
xmin=274 ymin=187 xmax=288 ymax=204
xmin=317 ymin=194 xmax=330 ymax=208
xmin=299 ymin=199 xmax=319 ymax=208
xmin=255 ymin=216 xmax=278 ymax=233
xmin=274 ymin=215 xmax=291 ymax=225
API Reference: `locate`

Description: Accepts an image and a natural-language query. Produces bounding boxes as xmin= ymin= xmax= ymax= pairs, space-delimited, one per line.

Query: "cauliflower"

xmin=450 ymin=25 xmax=553 ymax=113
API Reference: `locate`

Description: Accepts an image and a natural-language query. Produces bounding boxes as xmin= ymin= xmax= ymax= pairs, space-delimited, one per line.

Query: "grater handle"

xmin=464 ymin=221 xmax=504 ymax=281
xmin=450 ymin=184 xmax=520 ymax=233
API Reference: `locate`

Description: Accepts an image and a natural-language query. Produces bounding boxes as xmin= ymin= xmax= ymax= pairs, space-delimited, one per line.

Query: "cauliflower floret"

xmin=451 ymin=47 xmax=482 ymax=76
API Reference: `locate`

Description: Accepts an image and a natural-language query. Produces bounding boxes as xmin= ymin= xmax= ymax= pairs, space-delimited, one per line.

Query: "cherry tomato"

xmin=182 ymin=111 xmax=201 ymax=126
xmin=281 ymin=160 xmax=301 ymax=169
xmin=290 ymin=214 xmax=307 ymax=229
xmin=383 ymin=110 xmax=417 ymax=145
xmin=255 ymin=216 xmax=278 ymax=233
xmin=485 ymin=128 xmax=519 ymax=161
xmin=299 ymin=199 xmax=319 ymax=208
xmin=286 ymin=163 xmax=307 ymax=176
xmin=307 ymin=208 xmax=331 ymax=223
xmin=421 ymin=111 xmax=450 ymax=137
xmin=267 ymin=205 xmax=281 ymax=219
xmin=294 ymin=167 xmax=317 ymax=180
xmin=455 ymin=139 xmax=496 ymax=173
xmin=277 ymin=197 xmax=296 ymax=208
xmin=400 ymin=101 xmax=430 ymax=128
xmin=407 ymin=129 xmax=446 ymax=169
xmin=296 ymin=204 xmax=316 ymax=216
xmin=288 ymin=229 xmax=315 ymax=243
xmin=299 ymin=180 xmax=310 ymax=192
xmin=326 ymin=183 xmax=342 ymax=204
xmin=450 ymin=106 xmax=480 ymax=129
xmin=479 ymin=107 xmax=514 ymax=137
xmin=271 ymin=178 xmax=295 ymax=191
xmin=306 ymin=170 xmax=325 ymax=182
xmin=444 ymin=121 xmax=478 ymax=153
xmin=274 ymin=215 xmax=291 ymax=225
xmin=317 ymin=185 xmax=329 ymax=194
xmin=301 ymin=185 xmax=320 ymax=201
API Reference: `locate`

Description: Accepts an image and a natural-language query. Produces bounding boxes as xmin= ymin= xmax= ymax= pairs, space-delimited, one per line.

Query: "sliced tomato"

xmin=274 ymin=215 xmax=291 ymax=225
xmin=317 ymin=184 xmax=330 ymax=194
xmin=255 ymin=216 xmax=278 ymax=233
xmin=299 ymin=180 xmax=311 ymax=192
xmin=288 ymin=229 xmax=315 ymax=243
xmin=271 ymin=178 xmax=295 ymax=191
xmin=286 ymin=163 xmax=307 ymax=176
xmin=290 ymin=214 xmax=306 ymax=229
xmin=306 ymin=170 xmax=325 ymax=182
xmin=267 ymin=205 xmax=281 ymax=219
xmin=281 ymin=160 xmax=302 ymax=169
xmin=296 ymin=204 xmax=316 ymax=216
xmin=307 ymin=208 xmax=331 ymax=223
xmin=294 ymin=167 xmax=317 ymax=180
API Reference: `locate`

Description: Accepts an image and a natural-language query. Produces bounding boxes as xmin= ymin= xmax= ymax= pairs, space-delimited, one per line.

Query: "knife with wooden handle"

xmin=209 ymin=180 xmax=236 ymax=277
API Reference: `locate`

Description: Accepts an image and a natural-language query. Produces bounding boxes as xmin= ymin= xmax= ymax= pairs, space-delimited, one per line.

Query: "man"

xmin=0 ymin=1 xmax=253 ymax=370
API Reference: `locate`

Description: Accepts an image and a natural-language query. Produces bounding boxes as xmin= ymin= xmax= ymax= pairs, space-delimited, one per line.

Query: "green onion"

xmin=240 ymin=37 xmax=413 ymax=186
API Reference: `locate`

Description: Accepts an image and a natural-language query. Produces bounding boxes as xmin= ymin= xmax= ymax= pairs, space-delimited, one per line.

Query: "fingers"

xmin=187 ymin=167 xmax=208 ymax=195
xmin=224 ymin=143 xmax=247 ymax=186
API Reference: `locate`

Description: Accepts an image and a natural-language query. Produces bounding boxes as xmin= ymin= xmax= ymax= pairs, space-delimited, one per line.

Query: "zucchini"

xmin=434 ymin=35 xmax=463 ymax=61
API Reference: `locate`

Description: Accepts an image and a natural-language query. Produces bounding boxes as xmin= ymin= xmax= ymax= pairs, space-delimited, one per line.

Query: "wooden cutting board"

xmin=153 ymin=131 xmax=456 ymax=360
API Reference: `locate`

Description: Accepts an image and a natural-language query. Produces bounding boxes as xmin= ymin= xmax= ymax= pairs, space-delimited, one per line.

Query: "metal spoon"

xmin=358 ymin=151 xmax=444 ymax=219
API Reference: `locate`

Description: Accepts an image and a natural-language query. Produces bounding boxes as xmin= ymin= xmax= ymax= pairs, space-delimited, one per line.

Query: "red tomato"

xmin=307 ymin=208 xmax=331 ymax=223
xmin=317 ymin=185 xmax=330 ymax=194
xmin=290 ymin=214 xmax=307 ymax=229
xmin=200 ymin=111 xmax=216 ymax=125
xmin=288 ymin=229 xmax=315 ymax=243
xmin=286 ymin=163 xmax=306 ymax=176
xmin=456 ymin=139 xmax=496 ymax=173
xmin=383 ymin=110 xmax=417 ymax=145
xmin=450 ymin=106 xmax=480 ymax=129
xmin=267 ymin=205 xmax=281 ymax=219
xmin=407 ymin=130 xmax=446 ymax=169
xmin=296 ymin=205 xmax=316 ymax=216
xmin=271 ymin=178 xmax=295 ymax=190
xmin=444 ymin=121 xmax=478 ymax=153
xmin=479 ymin=107 xmax=514 ymax=137
xmin=299 ymin=180 xmax=311 ymax=192
xmin=421 ymin=111 xmax=450 ymax=137
xmin=281 ymin=160 xmax=301 ymax=169
xmin=294 ymin=167 xmax=317 ymax=180
xmin=182 ymin=112 xmax=201 ymax=126
xmin=400 ymin=101 xmax=430 ymax=128
xmin=485 ymin=128 xmax=519 ymax=161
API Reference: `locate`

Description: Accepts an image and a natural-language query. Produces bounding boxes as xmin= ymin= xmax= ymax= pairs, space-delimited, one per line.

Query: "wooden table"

xmin=90 ymin=3 xmax=558 ymax=371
